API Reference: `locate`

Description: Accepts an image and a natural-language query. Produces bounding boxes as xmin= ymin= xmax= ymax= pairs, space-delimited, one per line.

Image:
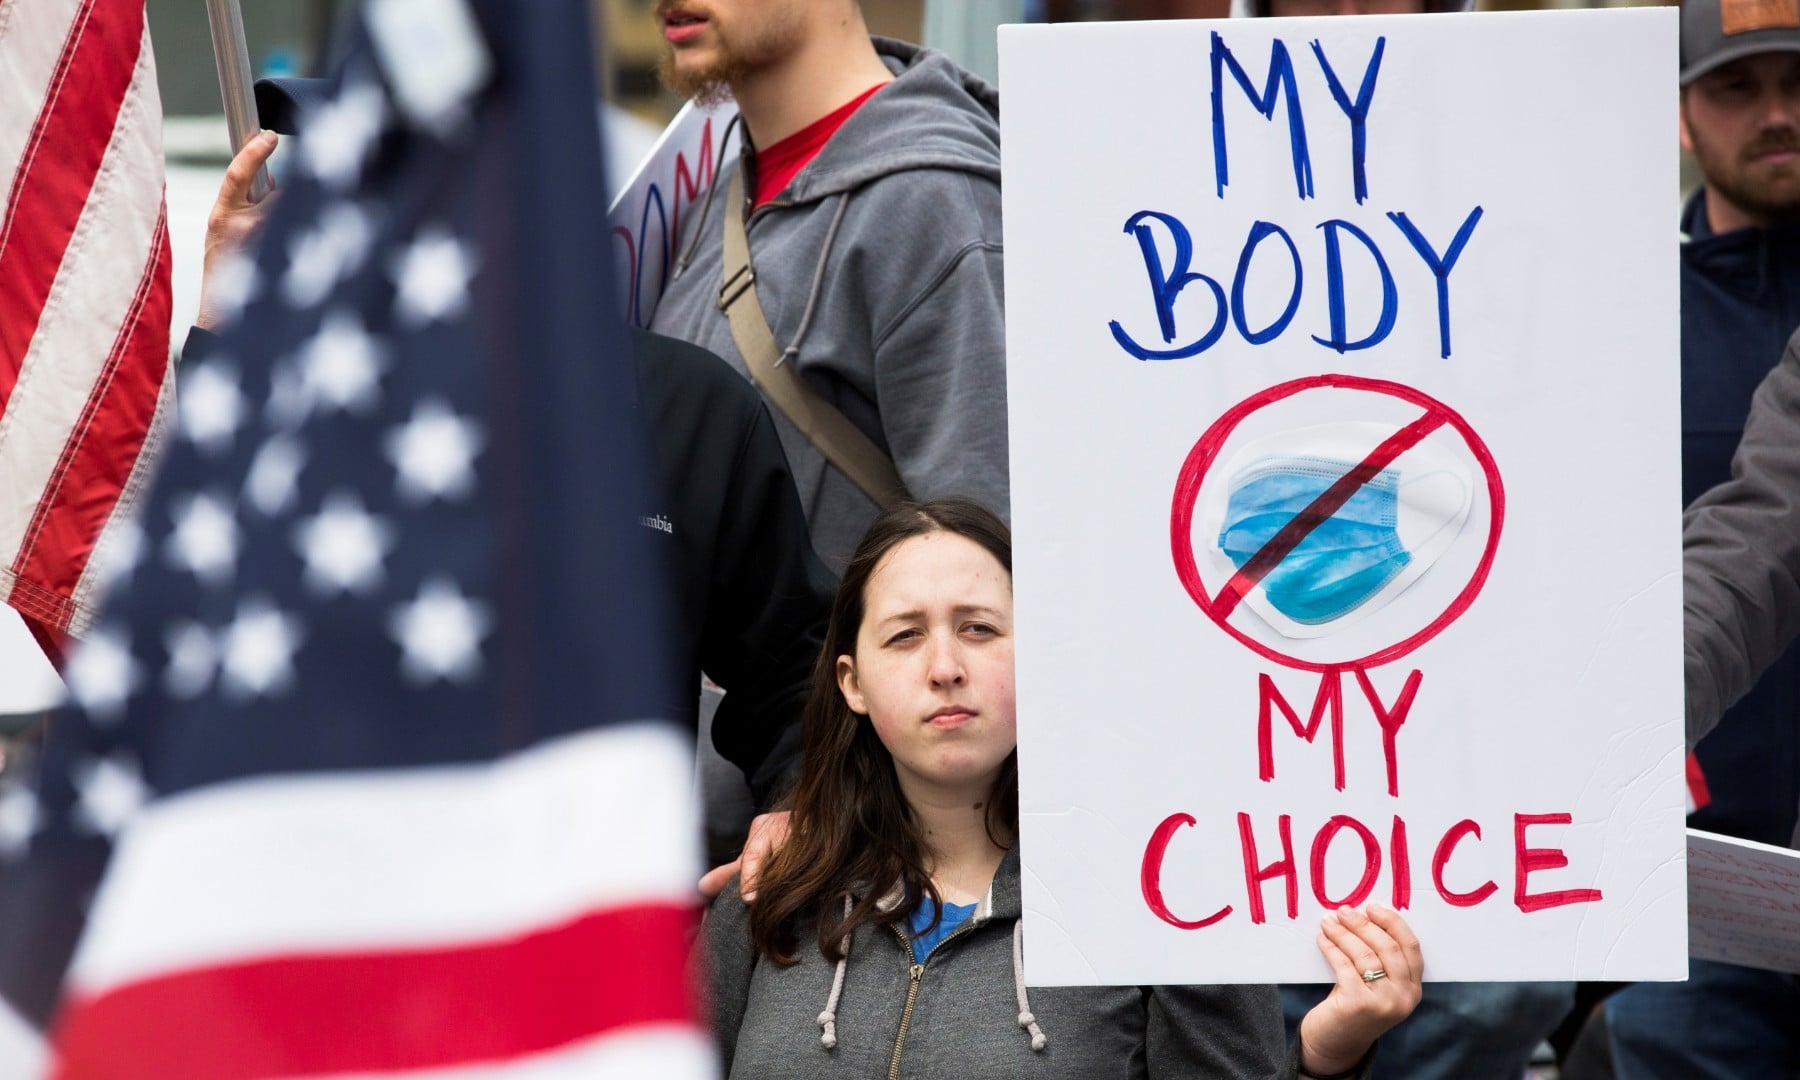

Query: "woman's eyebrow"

xmin=871 ymin=604 xmax=1007 ymax=626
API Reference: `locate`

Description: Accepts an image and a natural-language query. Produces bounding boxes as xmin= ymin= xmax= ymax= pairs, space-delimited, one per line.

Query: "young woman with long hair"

xmin=706 ymin=497 xmax=1422 ymax=1078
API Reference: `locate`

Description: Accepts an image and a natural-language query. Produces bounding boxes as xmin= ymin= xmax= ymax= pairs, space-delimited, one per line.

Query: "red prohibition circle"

xmin=1170 ymin=374 xmax=1505 ymax=673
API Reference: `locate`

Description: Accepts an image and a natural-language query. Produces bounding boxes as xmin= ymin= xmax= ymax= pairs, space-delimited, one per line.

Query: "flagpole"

xmin=204 ymin=0 xmax=272 ymax=202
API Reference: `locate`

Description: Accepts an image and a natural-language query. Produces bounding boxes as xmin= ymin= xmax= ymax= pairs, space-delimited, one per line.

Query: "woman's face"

xmin=837 ymin=531 xmax=1017 ymax=800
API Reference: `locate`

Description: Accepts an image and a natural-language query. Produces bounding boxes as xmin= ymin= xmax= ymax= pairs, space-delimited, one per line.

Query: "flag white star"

xmin=89 ymin=517 xmax=144 ymax=594
xmin=283 ymin=202 xmax=374 ymax=309
xmin=284 ymin=223 xmax=345 ymax=310
xmin=293 ymin=491 xmax=396 ymax=595
xmin=300 ymin=309 xmax=387 ymax=413
xmin=177 ymin=359 xmax=244 ymax=455
xmin=73 ymin=753 xmax=149 ymax=837
xmin=245 ymin=435 xmax=308 ymax=517
xmin=63 ymin=625 xmax=141 ymax=724
xmin=163 ymin=620 xmax=220 ymax=700
xmin=265 ymin=359 xmax=313 ymax=431
xmin=165 ymin=491 xmax=240 ymax=587
xmin=385 ymin=399 xmax=484 ymax=503
xmin=391 ymin=227 xmax=477 ymax=327
xmin=389 ymin=577 xmax=492 ymax=684
xmin=205 ymin=251 xmax=260 ymax=326
xmin=0 ymin=782 xmax=40 ymax=858
xmin=220 ymin=599 xmax=306 ymax=701
xmin=301 ymin=81 xmax=386 ymax=190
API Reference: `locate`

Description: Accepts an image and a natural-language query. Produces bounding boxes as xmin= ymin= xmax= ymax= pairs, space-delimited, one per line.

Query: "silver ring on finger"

xmin=1360 ymin=968 xmax=1387 ymax=983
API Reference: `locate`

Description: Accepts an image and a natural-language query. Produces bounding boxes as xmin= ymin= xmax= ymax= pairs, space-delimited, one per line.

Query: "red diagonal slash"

xmin=1213 ymin=409 xmax=1448 ymax=619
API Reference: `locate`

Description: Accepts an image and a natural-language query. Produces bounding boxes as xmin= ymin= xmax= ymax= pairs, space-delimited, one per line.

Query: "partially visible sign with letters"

xmin=608 ymin=100 xmax=738 ymax=328
xmin=1690 ymin=830 xmax=1800 ymax=975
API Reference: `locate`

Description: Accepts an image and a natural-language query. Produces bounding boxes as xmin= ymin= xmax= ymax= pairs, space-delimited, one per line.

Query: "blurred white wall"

xmin=0 ymin=611 xmax=63 ymax=715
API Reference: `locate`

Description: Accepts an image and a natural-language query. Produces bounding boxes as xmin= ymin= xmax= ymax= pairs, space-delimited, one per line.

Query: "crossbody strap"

xmin=717 ymin=169 xmax=908 ymax=510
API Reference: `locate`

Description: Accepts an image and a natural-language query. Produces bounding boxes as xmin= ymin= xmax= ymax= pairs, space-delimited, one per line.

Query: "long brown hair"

xmin=749 ymin=497 xmax=1017 ymax=964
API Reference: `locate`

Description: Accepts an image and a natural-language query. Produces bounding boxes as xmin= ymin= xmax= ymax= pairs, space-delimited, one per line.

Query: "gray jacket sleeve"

xmin=704 ymin=878 xmax=756 ymax=1075
xmin=1684 ymin=339 xmax=1800 ymax=748
xmin=869 ymin=175 xmax=1010 ymax=520
xmin=1147 ymin=983 xmax=1297 ymax=1078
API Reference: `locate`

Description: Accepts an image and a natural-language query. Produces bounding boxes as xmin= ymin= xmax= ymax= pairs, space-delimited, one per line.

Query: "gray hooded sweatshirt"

xmin=649 ymin=38 xmax=1008 ymax=569
xmin=706 ymin=850 xmax=1348 ymax=1079
xmin=1685 ymin=338 xmax=1800 ymax=843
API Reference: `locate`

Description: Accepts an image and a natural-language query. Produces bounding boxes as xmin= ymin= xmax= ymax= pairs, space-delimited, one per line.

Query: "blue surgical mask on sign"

xmin=1217 ymin=458 xmax=1412 ymax=626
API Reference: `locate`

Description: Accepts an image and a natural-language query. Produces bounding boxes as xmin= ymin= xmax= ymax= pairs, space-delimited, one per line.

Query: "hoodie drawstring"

xmin=674 ymin=114 xmax=743 ymax=280
xmin=818 ymin=894 xmax=853 ymax=1050
xmin=817 ymin=894 xmax=1045 ymax=1056
xmin=778 ymin=191 xmax=852 ymax=367
xmin=1011 ymin=921 xmax=1048 ymax=1052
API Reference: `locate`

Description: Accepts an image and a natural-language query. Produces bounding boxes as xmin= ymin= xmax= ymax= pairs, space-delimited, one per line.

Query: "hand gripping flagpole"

xmin=204 ymin=0 xmax=272 ymax=202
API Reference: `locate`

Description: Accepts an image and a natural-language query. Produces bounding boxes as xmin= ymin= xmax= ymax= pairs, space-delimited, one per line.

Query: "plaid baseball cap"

xmin=1683 ymin=0 xmax=1800 ymax=84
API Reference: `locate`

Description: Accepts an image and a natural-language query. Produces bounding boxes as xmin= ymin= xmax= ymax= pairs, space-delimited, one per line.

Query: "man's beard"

xmin=655 ymin=4 xmax=805 ymax=107
xmin=1690 ymin=115 xmax=1800 ymax=227
xmin=657 ymin=43 xmax=741 ymax=107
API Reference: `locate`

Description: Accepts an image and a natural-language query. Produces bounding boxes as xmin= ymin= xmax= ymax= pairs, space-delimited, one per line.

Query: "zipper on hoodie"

xmin=885 ymin=918 xmax=981 ymax=1080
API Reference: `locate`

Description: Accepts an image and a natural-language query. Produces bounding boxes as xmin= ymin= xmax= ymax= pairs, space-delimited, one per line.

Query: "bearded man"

xmin=647 ymin=0 xmax=1008 ymax=572
xmin=1603 ymin=0 xmax=1800 ymax=1075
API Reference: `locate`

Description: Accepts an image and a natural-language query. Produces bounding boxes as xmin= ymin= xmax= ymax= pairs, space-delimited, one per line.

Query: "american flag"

xmin=0 ymin=2 xmax=712 ymax=1076
xmin=0 ymin=0 xmax=173 ymax=664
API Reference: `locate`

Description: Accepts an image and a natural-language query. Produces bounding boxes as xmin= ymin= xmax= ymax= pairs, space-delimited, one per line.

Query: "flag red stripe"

xmin=51 ymin=902 xmax=698 ymax=1080
xmin=8 ymin=207 xmax=170 ymax=629
xmin=0 ymin=0 xmax=138 ymax=406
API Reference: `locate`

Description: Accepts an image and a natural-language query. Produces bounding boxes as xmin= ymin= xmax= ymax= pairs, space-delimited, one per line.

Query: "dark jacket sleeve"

xmin=699 ymin=393 xmax=836 ymax=809
xmin=704 ymin=877 xmax=757 ymax=1075
xmin=633 ymin=329 xmax=833 ymax=809
xmin=1147 ymin=983 xmax=1294 ymax=1078
xmin=179 ymin=325 xmax=219 ymax=365
xmin=1684 ymin=340 xmax=1800 ymax=748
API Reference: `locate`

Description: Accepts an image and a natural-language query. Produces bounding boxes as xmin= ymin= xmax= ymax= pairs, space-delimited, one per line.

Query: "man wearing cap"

xmin=1602 ymin=0 xmax=1800 ymax=1074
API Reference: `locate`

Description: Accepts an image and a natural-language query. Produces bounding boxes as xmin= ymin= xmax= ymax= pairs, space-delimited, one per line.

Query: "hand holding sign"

xmin=1298 ymin=904 xmax=1424 ymax=1076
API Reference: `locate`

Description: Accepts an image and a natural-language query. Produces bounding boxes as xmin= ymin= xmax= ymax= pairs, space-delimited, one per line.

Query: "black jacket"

xmin=627 ymin=328 xmax=832 ymax=807
xmin=180 ymin=325 xmax=831 ymax=810
xmin=1680 ymin=192 xmax=1800 ymax=845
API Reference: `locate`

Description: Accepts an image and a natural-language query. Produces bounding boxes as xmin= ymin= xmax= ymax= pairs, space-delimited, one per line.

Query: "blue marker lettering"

xmin=1110 ymin=210 xmax=1229 ymax=361
xmin=1310 ymin=37 xmax=1386 ymax=206
xmin=1388 ymin=207 xmax=1484 ymax=359
xmin=1211 ymin=32 xmax=1314 ymax=201
xmin=1232 ymin=221 xmax=1304 ymax=345
xmin=1312 ymin=219 xmax=1397 ymax=353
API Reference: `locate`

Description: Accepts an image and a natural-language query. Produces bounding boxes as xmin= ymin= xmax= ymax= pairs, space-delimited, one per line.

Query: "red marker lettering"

xmin=1514 ymin=812 xmax=1603 ymax=913
xmin=1141 ymin=813 xmax=1232 ymax=929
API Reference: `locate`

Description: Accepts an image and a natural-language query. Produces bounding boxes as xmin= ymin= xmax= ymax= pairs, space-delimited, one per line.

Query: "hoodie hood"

xmin=769 ymin=37 xmax=1001 ymax=206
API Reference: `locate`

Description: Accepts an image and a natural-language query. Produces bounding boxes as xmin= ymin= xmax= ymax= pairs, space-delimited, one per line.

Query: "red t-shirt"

xmin=751 ymin=83 xmax=885 ymax=207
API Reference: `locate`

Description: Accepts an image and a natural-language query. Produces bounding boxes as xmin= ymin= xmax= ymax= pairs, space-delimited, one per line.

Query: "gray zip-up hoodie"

xmin=1685 ymin=338 xmax=1800 ymax=845
xmin=706 ymin=850 xmax=1342 ymax=1079
xmin=649 ymin=38 xmax=1008 ymax=569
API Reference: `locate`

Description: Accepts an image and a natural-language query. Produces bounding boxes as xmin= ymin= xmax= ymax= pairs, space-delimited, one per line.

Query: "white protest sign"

xmin=1001 ymin=10 xmax=1685 ymax=984
xmin=607 ymin=100 xmax=738 ymax=328
xmin=1689 ymin=829 xmax=1800 ymax=975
